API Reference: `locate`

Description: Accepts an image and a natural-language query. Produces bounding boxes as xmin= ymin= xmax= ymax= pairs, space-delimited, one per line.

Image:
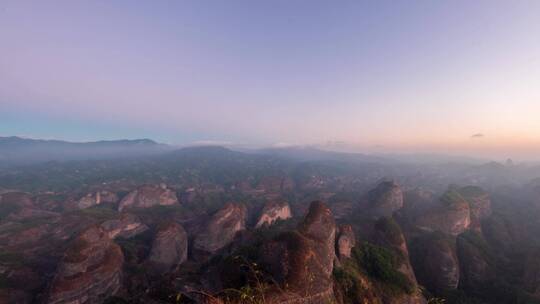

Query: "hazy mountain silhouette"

xmin=0 ymin=136 xmax=170 ymax=167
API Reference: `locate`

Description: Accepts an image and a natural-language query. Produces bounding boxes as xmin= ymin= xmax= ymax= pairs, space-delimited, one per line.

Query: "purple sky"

xmin=1 ymin=1 xmax=540 ymax=159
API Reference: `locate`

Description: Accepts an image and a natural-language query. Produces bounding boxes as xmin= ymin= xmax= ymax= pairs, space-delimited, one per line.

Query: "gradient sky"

xmin=1 ymin=1 xmax=540 ymax=159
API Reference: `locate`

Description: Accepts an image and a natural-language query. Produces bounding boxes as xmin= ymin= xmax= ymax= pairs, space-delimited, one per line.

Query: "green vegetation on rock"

xmin=457 ymin=186 xmax=486 ymax=198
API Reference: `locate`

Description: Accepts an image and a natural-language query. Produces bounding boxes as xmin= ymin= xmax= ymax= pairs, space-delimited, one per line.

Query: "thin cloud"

xmin=471 ymin=133 xmax=485 ymax=139
xmin=191 ymin=140 xmax=234 ymax=146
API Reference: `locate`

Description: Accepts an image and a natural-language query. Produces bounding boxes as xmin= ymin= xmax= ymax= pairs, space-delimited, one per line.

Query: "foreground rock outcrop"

xmin=147 ymin=222 xmax=188 ymax=274
xmin=47 ymin=226 xmax=124 ymax=304
xmin=255 ymin=200 xmax=292 ymax=228
xmin=118 ymin=184 xmax=178 ymax=211
xmin=193 ymin=203 xmax=247 ymax=256
xmin=260 ymin=201 xmax=337 ymax=303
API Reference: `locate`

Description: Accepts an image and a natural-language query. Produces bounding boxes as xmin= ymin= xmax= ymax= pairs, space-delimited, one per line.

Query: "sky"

xmin=1 ymin=1 xmax=540 ymax=159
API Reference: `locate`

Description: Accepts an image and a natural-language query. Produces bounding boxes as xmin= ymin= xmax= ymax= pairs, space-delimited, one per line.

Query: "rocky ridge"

xmin=118 ymin=184 xmax=178 ymax=211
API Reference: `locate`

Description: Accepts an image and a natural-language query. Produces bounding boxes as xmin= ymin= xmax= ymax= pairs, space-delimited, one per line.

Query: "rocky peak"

xmin=367 ymin=180 xmax=404 ymax=218
xmin=101 ymin=213 xmax=148 ymax=239
xmin=118 ymin=184 xmax=178 ymax=211
xmin=415 ymin=189 xmax=471 ymax=236
xmin=298 ymin=200 xmax=336 ymax=243
xmin=336 ymin=224 xmax=355 ymax=259
xmin=254 ymin=200 xmax=292 ymax=228
xmin=77 ymin=192 xmax=100 ymax=209
xmin=47 ymin=225 xmax=124 ymax=304
xmin=76 ymin=191 xmax=118 ymax=209
xmin=147 ymin=222 xmax=188 ymax=274
xmin=193 ymin=203 xmax=247 ymax=256
xmin=457 ymin=186 xmax=491 ymax=233
xmin=259 ymin=201 xmax=337 ymax=303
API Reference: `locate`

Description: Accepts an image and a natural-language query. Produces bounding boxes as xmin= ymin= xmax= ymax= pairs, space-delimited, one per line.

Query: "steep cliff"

xmin=147 ymin=222 xmax=188 ymax=274
xmin=255 ymin=200 xmax=292 ymax=228
xmin=260 ymin=201 xmax=337 ymax=303
xmin=193 ymin=203 xmax=247 ymax=257
xmin=410 ymin=233 xmax=459 ymax=294
xmin=415 ymin=190 xmax=471 ymax=236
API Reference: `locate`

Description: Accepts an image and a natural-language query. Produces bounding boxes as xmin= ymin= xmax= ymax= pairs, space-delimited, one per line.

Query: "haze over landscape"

xmin=2 ymin=1 xmax=540 ymax=159
xmin=4 ymin=2 xmax=540 ymax=304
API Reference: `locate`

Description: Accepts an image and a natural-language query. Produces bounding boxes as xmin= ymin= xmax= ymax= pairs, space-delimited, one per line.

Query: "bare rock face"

xmin=336 ymin=224 xmax=355 ymax=259
xmin=118 ymin=184 xmax=178 ymax=211
xmin=47 ymin=226 xmax=124 ymax=304
xmin=147 ymin=222 xmax=188 ymax=274
xmin=297 ymin=201 xmax=337 ymax=276
xmin=260 ymin=201 xmax=337 ymax=303
xmin=410 ymin=233 xmax=459 ymax=293
xmin=77 ymin=191 xmax=119 ymax=209
xmin=368 ymin=181 xmax=404 ymax=218
xmin=101 ymin=213 xmax=148 ymax=239
xmin=457 ymin=186 xmax=491 ymax=233
xmin=193 ymin=203 xmax=247 ymax=255
xmin=254 ymin=200 xmax=292 ymax=228
xmin=415 ymin=190 xmax=471 ymax=236
xmin=76 ymin=193 xmax=97 ymax=209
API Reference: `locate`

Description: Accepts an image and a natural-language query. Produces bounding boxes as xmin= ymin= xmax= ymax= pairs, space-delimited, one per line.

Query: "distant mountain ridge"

xmin=0 ymin=136 xmax=170 ymax=167
xmin=0 ymin=136 xmax=159 ymax=146
xmin=0 ymin=136 xmax=515 ymax=171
